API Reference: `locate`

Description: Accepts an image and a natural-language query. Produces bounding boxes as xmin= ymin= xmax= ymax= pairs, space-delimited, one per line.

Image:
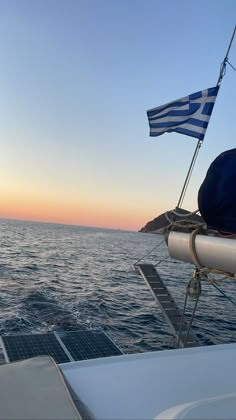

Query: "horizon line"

xmin=0 ymin=216 xmax=138 ymax=233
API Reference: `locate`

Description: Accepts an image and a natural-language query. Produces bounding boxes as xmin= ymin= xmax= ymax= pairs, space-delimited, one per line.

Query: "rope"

xmin=164 ymin=209 xmax=236 ymax=282
xmin=164 ymin=209 xmax=206 ymax=234
xmin=171 ymin=209 xmax=200 ymax=218
xmin=189 ymin=227 xmax=205 ymax=269
xmin=201 ymin=268 xmax=235 ymax=281
xmin=186 ymin=227 xmax=236 ymax=281
xmin=217 ymin=231 xmax=236 ymax=238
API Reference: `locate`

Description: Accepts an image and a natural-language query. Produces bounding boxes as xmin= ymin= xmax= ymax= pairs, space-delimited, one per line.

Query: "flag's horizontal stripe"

xmin=147 ymin=87 xmax=219 ymax=113
xmin=147 ymin=104 xmax=189 ymax=120
xmin=150 ymin=126 xmax=205 ymax=140
xmin=189 ymin=87 xmax=218 ymax=100
xmin=188 ymin=87 xmax=218 ymax=100
xmin=149 ymin=112 xmax=210 ymax=125
xmin=147 ymin=86 xmax=218 ymax=118
xmin=176 ymin=122 xmax=206 ymax=134
xmin=150 ymin=103 xmax=190 ymax=118
xmin=150 ymin=120 xmax=207 ymax=135
xmin=147 ymin=95 xmax=218 ymax=120
xmin=148 ymin=105 xmax=212 ymax=123
xmin=176 ymin=123 xmax=207 ymax=133
xmin=148 ymin=103 xmax=201 ymax=121
xmin=187 ymin=118 xmax=209 ymax=128
xmin=149 ymin=117 xmax=209 ymax=130
xmin=175 ymin=127 xmax=205 ymax=140
xmin=147 ymin=100 xmax=190 ymax=118
xmin=150 ymin=119 xmax=190 ymax=129
xmin=189 ymin=90 xmax=203 ymax=100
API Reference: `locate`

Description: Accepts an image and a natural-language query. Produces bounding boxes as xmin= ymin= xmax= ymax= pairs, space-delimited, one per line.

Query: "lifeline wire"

xmin=133 ymin=240 xmax=165 ymax=267
xmin=211 ymin=282 xmax=236 ymax=307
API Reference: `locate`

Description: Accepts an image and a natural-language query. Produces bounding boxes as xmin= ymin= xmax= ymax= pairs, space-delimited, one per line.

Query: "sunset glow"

xmin=1 ymin=1 xmax=235 ymax=230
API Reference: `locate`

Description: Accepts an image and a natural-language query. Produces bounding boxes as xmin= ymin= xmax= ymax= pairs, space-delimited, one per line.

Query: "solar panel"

xmin=1 ymin=333 xmax=70 ymax=364
xmin=1 ymin=330 xmax=122 ymax=364
xmin=58 ymin=330 xmax=122 ymax=361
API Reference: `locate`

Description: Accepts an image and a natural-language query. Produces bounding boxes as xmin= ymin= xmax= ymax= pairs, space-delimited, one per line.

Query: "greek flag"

xmin=147 ymin=86 xmax=219 ymax=140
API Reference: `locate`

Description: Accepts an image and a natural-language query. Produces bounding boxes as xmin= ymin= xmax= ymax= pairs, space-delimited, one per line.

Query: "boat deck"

xmin=60 ymin=342 xmax=236 ymax=419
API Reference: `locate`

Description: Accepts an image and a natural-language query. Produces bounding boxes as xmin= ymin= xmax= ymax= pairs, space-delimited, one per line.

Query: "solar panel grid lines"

xmin=58 ymin=330 xmax=122 ymax=361
xmin=1 ymin=330 xmax=122 ymax=364
xmin=1 ymin=334 xmax=70 ymax=364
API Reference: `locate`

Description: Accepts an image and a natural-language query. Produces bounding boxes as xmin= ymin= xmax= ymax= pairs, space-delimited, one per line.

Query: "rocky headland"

xmin=139 ymin=208 xmax=204 ymax=234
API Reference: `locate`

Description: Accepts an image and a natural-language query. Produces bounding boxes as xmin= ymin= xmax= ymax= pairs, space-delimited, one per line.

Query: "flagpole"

xmin=176 ymin=140 xmax=202 ymax=208
xmin=176 ymin=25 xmax=236 ymax=209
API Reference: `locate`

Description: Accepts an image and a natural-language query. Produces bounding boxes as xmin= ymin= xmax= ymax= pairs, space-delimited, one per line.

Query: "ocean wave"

xmin=0 ymin=219 xmax=236 ymax=353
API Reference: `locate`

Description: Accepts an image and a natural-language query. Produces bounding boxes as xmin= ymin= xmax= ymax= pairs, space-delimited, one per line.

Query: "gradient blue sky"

xmin=0 ymin=0 xmax=235 ymax=230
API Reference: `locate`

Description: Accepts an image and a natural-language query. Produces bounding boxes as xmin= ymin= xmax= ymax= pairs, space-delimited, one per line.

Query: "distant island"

xmin=139 ymin=208 xmax=204 ymax=234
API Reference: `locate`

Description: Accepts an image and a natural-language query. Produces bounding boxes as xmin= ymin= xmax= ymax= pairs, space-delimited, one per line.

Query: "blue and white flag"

xmin=147 ymin=86 xmax=219 ymax=140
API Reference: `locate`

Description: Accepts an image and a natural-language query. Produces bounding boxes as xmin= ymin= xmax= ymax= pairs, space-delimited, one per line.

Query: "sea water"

xmin=0 ymin=218 xmax=236 ymax=353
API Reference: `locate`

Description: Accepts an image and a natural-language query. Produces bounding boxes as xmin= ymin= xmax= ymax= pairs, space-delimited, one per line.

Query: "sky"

xmin=0 ymin=0 xmax=235 ymax=231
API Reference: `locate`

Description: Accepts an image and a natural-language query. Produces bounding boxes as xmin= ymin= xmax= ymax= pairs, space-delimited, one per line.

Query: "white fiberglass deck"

xmin=60 ymin=343 xmax=236 ymax=420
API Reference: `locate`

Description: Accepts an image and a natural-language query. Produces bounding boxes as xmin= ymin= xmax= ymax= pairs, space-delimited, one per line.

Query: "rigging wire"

xmin=176 ymin=292 xmax=188 ymax=348
xmin=154 ymin=255 xmax=170 ymax=267
xmin=133 ymin=239 xmax=165 ymax=268
xmin=211 ymin=282 xmax=236 ymax=307
xmin=226 ymin=58 xmax=236 ymax=71
xmin=182 ymin=296 xmax=200 ymax=347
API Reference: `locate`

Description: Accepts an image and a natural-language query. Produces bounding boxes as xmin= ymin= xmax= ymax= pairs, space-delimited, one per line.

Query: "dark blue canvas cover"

xmin=198 ymin=148 xmax=236 ymax=233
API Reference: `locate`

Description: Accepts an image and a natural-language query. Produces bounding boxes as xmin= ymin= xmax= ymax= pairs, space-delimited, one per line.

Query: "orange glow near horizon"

xmin=0 ymin=194 xmax=158 ymax=231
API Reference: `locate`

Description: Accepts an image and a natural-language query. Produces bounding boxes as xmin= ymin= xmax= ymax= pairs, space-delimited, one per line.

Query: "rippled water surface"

xmin=0 ymin=218 xmax=236 ymax=353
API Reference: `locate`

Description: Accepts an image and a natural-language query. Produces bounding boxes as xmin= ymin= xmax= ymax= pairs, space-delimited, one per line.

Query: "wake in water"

xmin=0 ymin=219 xmax=236 ymax=353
